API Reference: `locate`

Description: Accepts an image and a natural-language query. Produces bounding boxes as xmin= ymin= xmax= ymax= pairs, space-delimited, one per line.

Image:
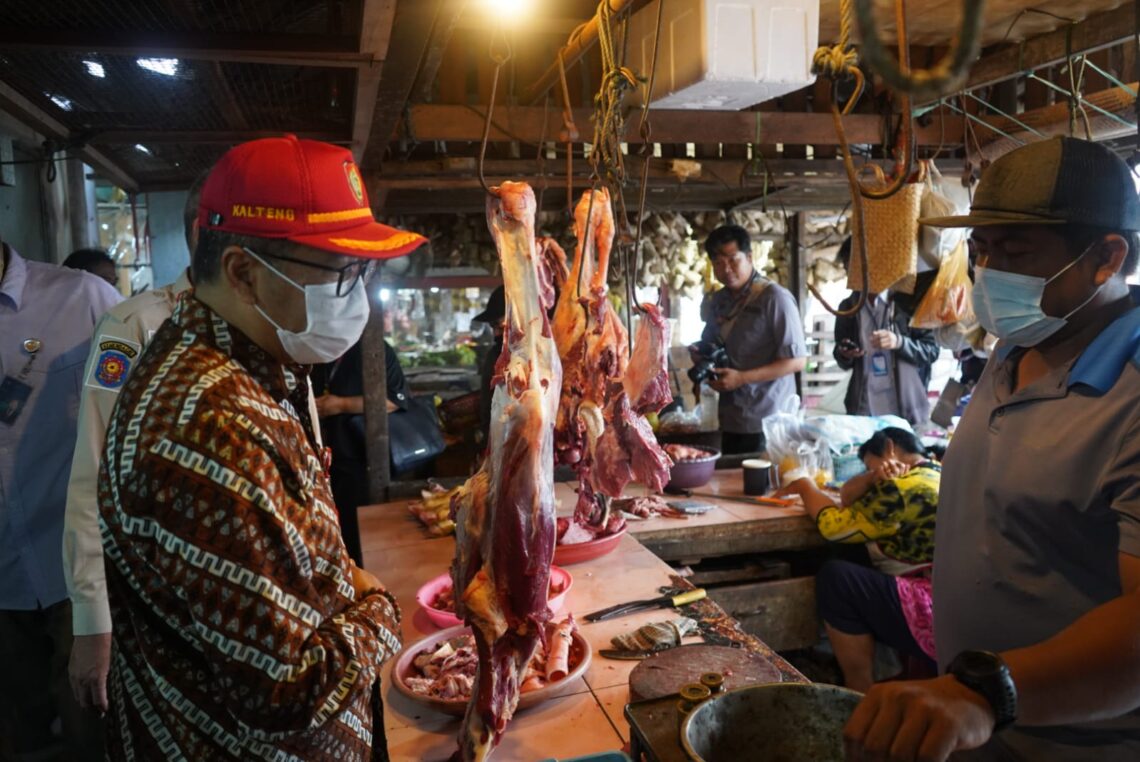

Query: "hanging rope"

xmin=557 ymin=50 xmax=582 ymax=217
xmin=814 ymin=0 xmax=912 ymax=202
xmin=853 ymin=0 xmax=986 ymax=100
xmin=477 ymin=28 xmax=513 ymax=196
xmin=628 ymin=0 xmax=668 ymax=313
xmin=589 ymin=0 xmax=638 ymax=189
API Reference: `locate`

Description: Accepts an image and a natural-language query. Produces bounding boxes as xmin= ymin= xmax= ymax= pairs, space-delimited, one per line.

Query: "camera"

xmin=688 ymin=340 xmax=732 ymax=389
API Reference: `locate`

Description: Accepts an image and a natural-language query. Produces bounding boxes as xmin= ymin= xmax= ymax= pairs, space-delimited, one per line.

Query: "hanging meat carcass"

xmin=551 ymin=189 xmax=672 ymax=543
xmin=451 ymin=182 xmax=562 ymax=762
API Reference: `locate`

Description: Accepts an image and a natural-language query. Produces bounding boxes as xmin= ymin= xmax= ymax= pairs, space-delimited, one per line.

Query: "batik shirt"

xmin=816 ymin=462 xmax=941 ymax=564
xmin=99 ymin=294 xmax=401 ymax=761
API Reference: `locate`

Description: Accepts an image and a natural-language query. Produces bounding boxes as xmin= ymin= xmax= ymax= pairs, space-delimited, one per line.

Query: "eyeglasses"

xmin=249 ymin=248 xmax=375 ymax=297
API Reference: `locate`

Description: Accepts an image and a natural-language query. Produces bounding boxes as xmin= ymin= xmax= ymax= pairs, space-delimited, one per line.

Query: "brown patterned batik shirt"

xmin=98 ymin=295 xmax=401 ymax=761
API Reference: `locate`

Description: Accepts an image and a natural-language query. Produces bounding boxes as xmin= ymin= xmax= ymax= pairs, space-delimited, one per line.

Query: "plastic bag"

xmin=911 ymin=240 xmax=973 ymax=329
xmin=762 ymin=396 xmax=833 ymax=488
xmin=919 ymin=162 xmax=968 ymax=269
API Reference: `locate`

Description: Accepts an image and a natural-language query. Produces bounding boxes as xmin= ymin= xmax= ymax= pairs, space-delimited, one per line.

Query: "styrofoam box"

xmin=627 ymin=0 xmax=820 ymax=111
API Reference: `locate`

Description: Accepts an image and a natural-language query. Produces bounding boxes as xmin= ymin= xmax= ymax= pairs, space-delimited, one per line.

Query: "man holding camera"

xmin=696 ymin=225 xmax=807 ymax=455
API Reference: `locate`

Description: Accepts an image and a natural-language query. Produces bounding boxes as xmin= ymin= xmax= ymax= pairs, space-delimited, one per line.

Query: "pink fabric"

xmin=895 ymin=574 xmax=935 ymax=661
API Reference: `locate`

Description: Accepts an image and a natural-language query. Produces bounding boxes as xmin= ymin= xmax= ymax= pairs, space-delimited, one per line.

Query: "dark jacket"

xmin=833 ymin=293 xmax=941 ymax=425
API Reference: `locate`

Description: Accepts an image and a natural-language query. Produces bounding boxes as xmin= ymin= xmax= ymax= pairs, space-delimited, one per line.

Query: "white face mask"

xmin=972 ymin=242 xmax=1101 ymax=348
xmin=244 ymin=248 xmax=369 ymax=364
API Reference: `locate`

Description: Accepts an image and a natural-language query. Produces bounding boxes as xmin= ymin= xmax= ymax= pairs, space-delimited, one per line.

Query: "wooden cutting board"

xmin=629 ymin=644 xmax=786 ymax=701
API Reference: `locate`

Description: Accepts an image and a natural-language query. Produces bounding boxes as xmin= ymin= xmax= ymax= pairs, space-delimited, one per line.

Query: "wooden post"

xmin=363 ymin=287 xmax=391 ymax=504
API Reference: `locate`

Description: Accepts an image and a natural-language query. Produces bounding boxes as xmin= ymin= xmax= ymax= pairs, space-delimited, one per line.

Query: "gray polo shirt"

xmin=935 ymin=297 xmax=1140 ymax=758
xmin=700 ymin=278 xmax=806 ymax=434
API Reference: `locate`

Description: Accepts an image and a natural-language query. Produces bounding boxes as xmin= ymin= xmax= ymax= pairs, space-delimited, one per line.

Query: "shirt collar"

xmin=0 ymin=245 xmax=28 ymax=309
xmin=174 ymin=294 xmax=303 ymax=402
xmin=1068 ymin=290 xmax=1140 ymax=394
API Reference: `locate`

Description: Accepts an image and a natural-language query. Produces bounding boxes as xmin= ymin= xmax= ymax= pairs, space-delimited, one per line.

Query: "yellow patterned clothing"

xmin=815 ymin=462 xmax=941 ymax=564
xmin=99 ymin=294 xmax=401 ymax=761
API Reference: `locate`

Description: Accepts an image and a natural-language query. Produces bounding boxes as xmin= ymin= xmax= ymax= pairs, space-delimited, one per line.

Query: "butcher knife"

xmin=584 ymin=588 xmax=707 ymax=622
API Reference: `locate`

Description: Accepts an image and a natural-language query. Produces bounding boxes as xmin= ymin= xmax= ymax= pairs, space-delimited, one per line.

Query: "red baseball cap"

xmin=198 ymin=135 xmax=425 ymax=259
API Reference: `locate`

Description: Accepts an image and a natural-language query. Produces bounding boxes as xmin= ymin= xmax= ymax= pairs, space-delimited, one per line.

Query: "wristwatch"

xmin=947 ymin=650 xmax=1018 ymax=731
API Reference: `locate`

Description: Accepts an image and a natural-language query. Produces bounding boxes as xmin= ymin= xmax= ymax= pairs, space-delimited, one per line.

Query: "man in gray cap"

xmin=844 ymin=136 xmax=1140 ymax=761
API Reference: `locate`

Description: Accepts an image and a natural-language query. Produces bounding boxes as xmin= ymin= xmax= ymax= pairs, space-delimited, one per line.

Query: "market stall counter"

xmin=359 ymin=492 xmax=804 ymax=762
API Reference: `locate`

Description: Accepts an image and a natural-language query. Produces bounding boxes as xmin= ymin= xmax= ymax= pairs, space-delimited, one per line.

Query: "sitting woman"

xmin=777 ymin=427 xmax=941 ymax=692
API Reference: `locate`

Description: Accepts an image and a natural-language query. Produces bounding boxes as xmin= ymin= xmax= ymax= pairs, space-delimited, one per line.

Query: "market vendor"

xmin=833 ymin=238 xmax=941 ymax=425
xmin=97 ymin=136 xmax=420 ymax=759
xmin=698 ymin=224 xmax=807 ymax=455
xmin=844 ymin=137 xmax=1140 ymax=761
xmin=777 ymin=428 xmax=940 ymax=693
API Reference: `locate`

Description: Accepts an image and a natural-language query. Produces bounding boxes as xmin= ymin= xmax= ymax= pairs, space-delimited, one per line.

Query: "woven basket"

xmin=847 ymin=170 xmax=924 ymax=295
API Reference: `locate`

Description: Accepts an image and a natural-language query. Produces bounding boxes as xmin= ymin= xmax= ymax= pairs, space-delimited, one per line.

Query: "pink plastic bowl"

xmin=415 ymin=565 xmax=573 ymax=630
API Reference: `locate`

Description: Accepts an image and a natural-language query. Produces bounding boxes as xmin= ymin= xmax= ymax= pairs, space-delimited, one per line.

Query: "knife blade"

xmin=584 ymin=588 xmax=707 ymax=622
xmin=599 ymin=648 xmax=659 ymax=660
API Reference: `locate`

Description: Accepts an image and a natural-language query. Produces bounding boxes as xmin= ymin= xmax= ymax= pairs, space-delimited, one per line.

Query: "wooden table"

xmin=555 ymin=469 xmax=825 ymax=563
xmin=358 ymin=495 xmax=802 ymax=762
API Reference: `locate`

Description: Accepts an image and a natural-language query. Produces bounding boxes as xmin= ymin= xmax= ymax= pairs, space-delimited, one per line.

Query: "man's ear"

xmin=220 ymin=246 xmax=258 ymax=305
xmin=1093 ymin=234 xmax=1128 ymax=286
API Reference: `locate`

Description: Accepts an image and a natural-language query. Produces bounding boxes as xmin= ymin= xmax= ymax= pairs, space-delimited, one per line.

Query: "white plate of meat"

xmin=391 ymin=619 xmax=591 ymax=717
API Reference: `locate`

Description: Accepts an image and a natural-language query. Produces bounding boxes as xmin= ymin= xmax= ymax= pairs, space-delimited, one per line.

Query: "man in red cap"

xmin=97 ymin=136 xmax=424 ymax=761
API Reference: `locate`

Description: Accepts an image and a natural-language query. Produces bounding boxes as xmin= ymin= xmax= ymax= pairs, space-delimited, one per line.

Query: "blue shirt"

xmin=936 ymin=293 xmax=1140 ymax=756
xmin=0 ymin=247 xmax=121 ymax=609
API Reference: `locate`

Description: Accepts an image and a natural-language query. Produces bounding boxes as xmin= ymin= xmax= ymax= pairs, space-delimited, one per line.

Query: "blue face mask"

xmin=972 ymin=243 xmax=1101 ymax=348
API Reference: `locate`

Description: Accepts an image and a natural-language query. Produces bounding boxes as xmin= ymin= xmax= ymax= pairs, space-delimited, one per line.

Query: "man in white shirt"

xmin=61 ymin=178 xmax=201 ymax=715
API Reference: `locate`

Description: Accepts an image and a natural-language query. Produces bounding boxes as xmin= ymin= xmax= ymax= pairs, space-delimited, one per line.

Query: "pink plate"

xmin=392 ymin=624 xmax=592 ymax=717
xmin=553 ymin=526 xmax=627 ymax=566
xmin=415 ymin=566 xmax=574 ymax=630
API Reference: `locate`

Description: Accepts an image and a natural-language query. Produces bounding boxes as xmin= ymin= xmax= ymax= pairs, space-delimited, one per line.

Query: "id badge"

xmin=870 ymin=351 xmax=890 ymax=378
xmin=0 ymin=375 xmax=33 ymax=425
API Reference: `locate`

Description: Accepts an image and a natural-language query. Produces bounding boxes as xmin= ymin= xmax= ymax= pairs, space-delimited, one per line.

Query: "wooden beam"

xmin=404 ymin=104 xmax=964 ymax=146
xmin=361 ymin=0 xmax=447 ymax=168
xmin=410 ymin=0 xmax=470 ymax=103
xmin=370 ymin=156 xmax=963 ymax=190
xmin=0 ymin=80 xmax=138 ymax=192
xmin=352 ymin=0 xmax=399 ymax=162
xmin=454 ymin=13 xmax=585 ymax=35
xmin=959 ymin=5 xmax=1134 ymax=94
xmin=86 ymin=130 xmax=346 ymax=144
xmin=521 ymin=0 xmax=641 ymax=105
xmin=0 ymin=28 xmax=370 ymax=68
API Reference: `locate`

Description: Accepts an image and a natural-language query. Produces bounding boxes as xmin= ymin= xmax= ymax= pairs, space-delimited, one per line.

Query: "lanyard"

xmin=862 ymin=297 xmax=894 ymax=334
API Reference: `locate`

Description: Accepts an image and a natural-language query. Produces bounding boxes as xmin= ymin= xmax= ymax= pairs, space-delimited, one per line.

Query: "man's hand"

xmin=69 ymin=632 xmax=113 ymax=714
xmin=870 ymin=330 xmax=901 ymax=351
xmin=349 ymin=562 xmax=384 ymax=597
xmin=844 ymin=675 xmax=994 ymax=762
xmin=837 ymin=340 xmax=865 ymax=361
xmin=314 ymin=394 xmax=344 ymax=418
xmin=709 ymin=367 xmax=748 ymax=393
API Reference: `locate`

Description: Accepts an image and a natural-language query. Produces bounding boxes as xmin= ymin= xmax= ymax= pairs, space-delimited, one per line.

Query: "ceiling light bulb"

xmin=47 ymin=93 xmax=72 ymax=111
xmin=135 ymin=144 xmax=152 ymax=155
xmin=83 ymin=60 xmax=105 ymax=78
xmin=137 ymin=57 xmax=179 ymax=76
xmin=482 ymin=0 xmax=529 ymax=20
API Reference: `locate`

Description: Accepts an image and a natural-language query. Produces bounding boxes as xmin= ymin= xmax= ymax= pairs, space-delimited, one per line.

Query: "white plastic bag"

xmin=919 ymin=162 xmax=968 ymax=269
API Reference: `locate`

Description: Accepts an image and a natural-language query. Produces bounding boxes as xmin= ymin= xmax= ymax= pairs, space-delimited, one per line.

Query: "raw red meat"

xmin=549 ymin=189 xmax=671 ymax=543
xmin=624 ymin=303 xmax=673 ymax=415
xmin=451 ymin=182 xmax=562 ymax=761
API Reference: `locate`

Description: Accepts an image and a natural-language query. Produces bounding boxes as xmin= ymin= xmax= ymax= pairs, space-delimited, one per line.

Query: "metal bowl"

xmin=664 ymin=447 xmax=721 ymax=491
xmin=681 ymin=683 xmax=862 ymax=762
